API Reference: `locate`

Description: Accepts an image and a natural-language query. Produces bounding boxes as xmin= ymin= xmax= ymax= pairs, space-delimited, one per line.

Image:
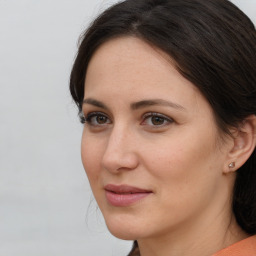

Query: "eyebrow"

xmin=83 ymin=98 xmax=109 ymax=110
xmin=82 ymin=98 xmax=185 ymax=111
xmin=131 ymin=99 xmax=186 ymax=111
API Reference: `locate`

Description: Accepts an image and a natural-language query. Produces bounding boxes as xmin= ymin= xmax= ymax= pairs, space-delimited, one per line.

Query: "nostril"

xmin=102 ymin=151 xmax=139 ymax=173
xmin=101 ymin=129 xmax=139 ymax=172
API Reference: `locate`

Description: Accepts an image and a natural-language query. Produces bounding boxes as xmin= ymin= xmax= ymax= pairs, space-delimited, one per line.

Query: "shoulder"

xmin=213 ymin=235 xmax=256 ymax=256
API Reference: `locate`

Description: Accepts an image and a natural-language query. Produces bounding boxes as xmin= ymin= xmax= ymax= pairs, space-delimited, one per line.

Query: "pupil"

xmin=152 ymin=116 xmax=164 ymax=125
xmin=97 ymin=116 xmax=107 ymax=124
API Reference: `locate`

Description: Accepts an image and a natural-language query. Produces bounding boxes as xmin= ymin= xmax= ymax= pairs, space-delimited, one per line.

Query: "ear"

xmin=223 ymin=115 xmax=256 ymax=174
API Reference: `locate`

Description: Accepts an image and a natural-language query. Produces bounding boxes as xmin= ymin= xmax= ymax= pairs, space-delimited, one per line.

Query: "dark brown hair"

xmin=70 ymin=0 xmax=256 ymax=255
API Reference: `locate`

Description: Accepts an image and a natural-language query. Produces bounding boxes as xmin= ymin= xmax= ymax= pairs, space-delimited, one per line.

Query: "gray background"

xmin=0 ymin=1 xmax=255 ymax=255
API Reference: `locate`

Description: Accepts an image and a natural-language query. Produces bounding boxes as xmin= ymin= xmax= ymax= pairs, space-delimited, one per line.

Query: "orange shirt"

xmin=213 ymin=235 xmax=256 ymax=256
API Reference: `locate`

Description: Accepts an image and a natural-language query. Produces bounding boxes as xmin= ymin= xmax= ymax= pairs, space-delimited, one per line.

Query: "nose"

xmin=101 ymin=125 xmax=139 ymax=173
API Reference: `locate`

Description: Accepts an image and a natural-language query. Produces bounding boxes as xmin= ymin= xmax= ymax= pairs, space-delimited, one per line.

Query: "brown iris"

xmin=97 ymin=115 xmax=108 ymax=124
xmin=151 ymin=116 xmax=165 ymax=125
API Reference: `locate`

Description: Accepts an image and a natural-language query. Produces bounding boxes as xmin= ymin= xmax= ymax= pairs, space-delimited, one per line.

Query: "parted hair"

xmin=69 ymin=0 xmax=256 ymax=255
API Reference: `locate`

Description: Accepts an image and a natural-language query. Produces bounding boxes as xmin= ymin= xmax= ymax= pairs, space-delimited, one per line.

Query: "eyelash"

xmin=80 ymin=112 xmax=110 ymax=126
xmin=81 ymin=112 xmax=174 ymax=128
xmin=141 ymin=112 xmax=174 ymax=127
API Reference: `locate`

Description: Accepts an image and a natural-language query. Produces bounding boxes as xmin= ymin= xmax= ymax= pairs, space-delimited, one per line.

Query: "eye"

xmin=83 ymin=112 xmax=111 ymax=126
xmin=141 ymin=112 xmax=174 ymax=127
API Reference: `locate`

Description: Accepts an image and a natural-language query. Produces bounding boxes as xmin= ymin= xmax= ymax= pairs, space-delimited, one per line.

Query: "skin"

xmin=81 ymin=37 xmax=248 ymax=256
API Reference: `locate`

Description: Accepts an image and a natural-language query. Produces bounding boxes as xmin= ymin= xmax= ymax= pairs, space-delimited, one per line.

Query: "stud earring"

xmin=228 ymin=162 xmax=235 ymax=168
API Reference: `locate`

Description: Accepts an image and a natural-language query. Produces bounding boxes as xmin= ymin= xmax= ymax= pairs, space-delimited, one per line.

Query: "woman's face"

xmin=81 ymin=37 xmax=233 ymax=240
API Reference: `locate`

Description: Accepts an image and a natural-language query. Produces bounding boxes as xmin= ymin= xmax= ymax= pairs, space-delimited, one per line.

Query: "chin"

xmin=104 ymin=214 xmax=144 ymax=240
xmin=108 ymin=228 xmax=138 ymax=240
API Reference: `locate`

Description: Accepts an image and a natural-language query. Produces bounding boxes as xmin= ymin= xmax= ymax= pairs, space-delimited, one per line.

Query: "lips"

xmin=104 ymin=184 xmax=152 ymax=207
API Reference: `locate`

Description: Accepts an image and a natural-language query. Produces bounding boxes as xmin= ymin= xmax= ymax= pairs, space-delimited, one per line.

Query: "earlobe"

xmin=223 ymin=115 xmax=256 ymax=174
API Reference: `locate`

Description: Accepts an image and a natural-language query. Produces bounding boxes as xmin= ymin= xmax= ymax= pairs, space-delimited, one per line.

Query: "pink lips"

xmin=104 ymin=184 xmax=152 ymax=207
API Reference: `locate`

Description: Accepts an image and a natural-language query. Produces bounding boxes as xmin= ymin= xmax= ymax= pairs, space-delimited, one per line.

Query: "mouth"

xmin=104 ymin=184 xmax=153 ymax=207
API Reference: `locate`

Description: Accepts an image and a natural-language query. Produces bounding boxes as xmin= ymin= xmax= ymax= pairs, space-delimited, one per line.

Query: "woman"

xmin=70 ymin=0 xmax=256 ymax=255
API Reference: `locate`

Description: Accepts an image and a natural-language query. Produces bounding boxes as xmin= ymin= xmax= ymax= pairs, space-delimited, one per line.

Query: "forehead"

xmin=84 ymin=37 xmax=209 ymax=114
xmin=85 ymin=37 xmax=173 ymax=89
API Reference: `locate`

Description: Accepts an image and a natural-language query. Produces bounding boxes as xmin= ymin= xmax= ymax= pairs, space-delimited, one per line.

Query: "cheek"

xmin=81 ymin=131 xmax=104 ymax=183
xmin=144 ymin=128 xmax=220 ymax=194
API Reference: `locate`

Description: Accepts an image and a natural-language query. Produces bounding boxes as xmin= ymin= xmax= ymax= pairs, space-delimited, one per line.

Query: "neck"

xmin=138 ymin=209 xmax=248 ymax=256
